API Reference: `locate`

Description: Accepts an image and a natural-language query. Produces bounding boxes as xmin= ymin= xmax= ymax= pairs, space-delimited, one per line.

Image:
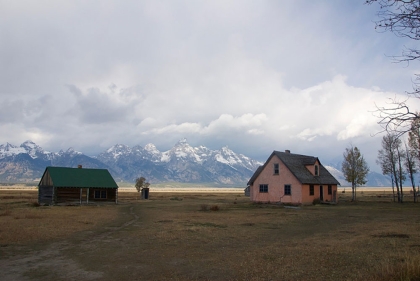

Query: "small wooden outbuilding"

xmin=38 ymin=166 xmax=118 ymax=205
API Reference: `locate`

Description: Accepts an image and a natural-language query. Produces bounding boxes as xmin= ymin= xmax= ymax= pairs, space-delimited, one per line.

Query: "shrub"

xmin=312 ymin=198 xmax=321 ymax=205
xmin=31 ymin=202 xmax=40 ymax=207
xmin=210 ymin=205 xmax=219 ymax=211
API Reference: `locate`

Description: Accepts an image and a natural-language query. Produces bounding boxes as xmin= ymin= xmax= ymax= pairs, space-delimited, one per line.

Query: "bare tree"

xmin=377 ymin=134 xmax=406 ymax=202
xmin=374 ymin=97 xmax=419 ymax=137
xmin=367 ymin=0 xmax=420 ymax=134
xmin=408 ymin=114 xmax=420 ymax=159
xmin=404 ymin=142 xmax=417 ymax=202
xmin=408 ymin=116 xmax=420 ymax=201
xmin=377 ymin=135 xmax=397 ymax=201
xmin=342 ymin=145 xmax=370 ymax=201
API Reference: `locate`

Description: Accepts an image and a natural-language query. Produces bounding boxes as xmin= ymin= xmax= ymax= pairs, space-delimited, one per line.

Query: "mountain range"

xmin=0 ymin=140 xmax=395 ymax=186
xmin=0 ymin=139 xmax=262 ymax=185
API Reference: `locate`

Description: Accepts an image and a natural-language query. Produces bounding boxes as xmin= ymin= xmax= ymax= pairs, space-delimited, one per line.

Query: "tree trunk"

xmin=391 ymin=176 xmax=395 ymax=203
xmin=398 ymin=151 xmax=404 ymax=203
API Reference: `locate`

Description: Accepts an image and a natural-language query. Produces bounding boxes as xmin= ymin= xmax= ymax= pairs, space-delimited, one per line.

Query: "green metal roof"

xmin=41 ymin=166 xmax=118 ymax=188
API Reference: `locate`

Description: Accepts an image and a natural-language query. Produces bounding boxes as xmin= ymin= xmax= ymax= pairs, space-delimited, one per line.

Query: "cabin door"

xmin=320 ymin=185 xmax=324 ymax=201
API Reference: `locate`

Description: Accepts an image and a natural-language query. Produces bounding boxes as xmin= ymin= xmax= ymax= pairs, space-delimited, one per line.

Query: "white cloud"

xmin=0 ymin=0 xmax=418 ymax=170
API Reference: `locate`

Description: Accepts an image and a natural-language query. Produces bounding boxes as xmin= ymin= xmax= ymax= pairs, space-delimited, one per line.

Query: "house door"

xmin=320 ymin=185 xmax=324 ymax=201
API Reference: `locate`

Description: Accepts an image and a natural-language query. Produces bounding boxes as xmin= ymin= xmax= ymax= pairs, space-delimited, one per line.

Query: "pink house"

xmin=247 ymin=150 xmax=340 ymax=205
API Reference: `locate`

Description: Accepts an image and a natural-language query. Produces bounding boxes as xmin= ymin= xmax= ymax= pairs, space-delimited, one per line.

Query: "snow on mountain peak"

xmin=0 ymin=141 xmax=53 ymax=160
xmin=0 ymin=142 xmax=25 ymax=159
xmin=105 ymin=144 xmax=131 ymax=159
xmin=172 ymin=140 xmax=202 ymax=162
xmin=145 ymin=143 xmax=159 ymax=153
xmin=66 ymin=147 xmax=82 ymax=155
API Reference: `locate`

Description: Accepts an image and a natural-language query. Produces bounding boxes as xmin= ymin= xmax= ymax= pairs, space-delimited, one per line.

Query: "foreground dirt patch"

xmin=0 ymin=190 xmax=420 ymax=280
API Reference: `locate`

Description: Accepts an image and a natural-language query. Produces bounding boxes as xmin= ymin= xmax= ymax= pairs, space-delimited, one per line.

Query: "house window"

xmin=94 ymin=190 xmax=107 ymax=199
xmin=259 ymin=184 xmax=268 ymax=193
xmin=284 ymin=184 xmax=291 ymax=195
xmin=328 ymin=185 xmax=332 ymax=195
xmin=315 ymin=165 xmax=319 ymax=176
xmin=309 ymin=185 xmax=314 ymax=196
xmin=274 ymin=163 xmax=279 ymax=175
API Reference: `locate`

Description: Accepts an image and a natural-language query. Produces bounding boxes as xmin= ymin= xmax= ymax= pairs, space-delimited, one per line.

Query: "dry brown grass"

xmin=0 ymin=189 xmax=420 ymax=280
xmin=0 ymin=190 xmax=119 ymax=245
xmin=367 ymin=254 xmax=420 ymax=281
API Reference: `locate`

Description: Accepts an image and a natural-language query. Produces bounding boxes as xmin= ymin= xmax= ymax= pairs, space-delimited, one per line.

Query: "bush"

xmin=210 ymin=205 xmax=219 ymax=211
xmin=312 ymin=198 xmax=321 ymax=205
xmin=31 ymin=202 xmax=40 ymax=207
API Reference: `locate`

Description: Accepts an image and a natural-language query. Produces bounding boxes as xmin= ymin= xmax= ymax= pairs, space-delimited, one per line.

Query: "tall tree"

xmin=366 ymin=0 xmax=420 ymax=135
xmin=377 ymin=135 xmax=397 ymax=201
xmin=408 ymin=115 xmax=420 ymax=160
xmin=404 ymin=142 xmax=417 ymax=202
xmin=408 ymin=117 xmax=420 ymax=201
xmin=342 ymin=145 xmax=370 ymax=201
xmin=377 ymin=134 xmax=406 ymax=203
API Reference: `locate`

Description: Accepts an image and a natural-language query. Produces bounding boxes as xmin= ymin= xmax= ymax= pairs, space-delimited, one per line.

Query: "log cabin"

xmin=38 ymin=166 xmax=118 ymax=205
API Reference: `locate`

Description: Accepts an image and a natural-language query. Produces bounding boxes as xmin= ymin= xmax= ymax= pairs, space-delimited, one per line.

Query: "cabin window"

xmin=259 ymin=184 xmax=268 ymax=193
xmin=273 ymin=163 xmax=279 ymax=175
xmin=94 ymin=190 xmax=107 ymax=199
xmin=309 ymin=185 xmax=314 ymax=196
xmin=328 ymin=185 xmax=332 ymax=195
xmin=315 ymin=165 xmax=319 ymax=176
xmin=284 ymin=184 xmax=291 ymax=195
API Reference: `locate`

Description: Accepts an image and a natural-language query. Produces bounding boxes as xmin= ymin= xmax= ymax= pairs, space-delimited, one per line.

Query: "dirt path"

xmin=0 ymin=205 xmax=139 ymax=281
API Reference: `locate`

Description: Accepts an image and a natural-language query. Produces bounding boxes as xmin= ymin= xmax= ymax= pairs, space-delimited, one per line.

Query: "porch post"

xmin=115 ymin=188 xmax=118 ymax=204
xmin=87 ymin=188 xmax=89 ymax=204
xmin=80 ymin=188 xmax=82 ymax=205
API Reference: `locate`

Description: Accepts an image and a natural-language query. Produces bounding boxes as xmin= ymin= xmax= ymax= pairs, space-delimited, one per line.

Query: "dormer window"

xmin=315 ymin=165 xmax=319 ymax=176
xmin=274 ymin=163 xmax=279 ymax=175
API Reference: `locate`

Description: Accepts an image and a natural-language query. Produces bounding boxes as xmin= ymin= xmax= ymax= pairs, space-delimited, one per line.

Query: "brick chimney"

xmin=285 ymin=150 xmax=290 ymax=154
xmin=78 ymin=165 xmax=82 ymax=168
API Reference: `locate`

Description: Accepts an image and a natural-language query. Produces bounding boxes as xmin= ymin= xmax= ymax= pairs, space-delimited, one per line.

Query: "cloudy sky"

xmin=1 ymin=0 xmax=419 ymax=171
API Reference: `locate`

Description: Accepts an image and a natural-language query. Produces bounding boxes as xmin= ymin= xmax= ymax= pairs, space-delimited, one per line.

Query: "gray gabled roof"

xmin=247 ymin=151 xmax=340 ymax=186
xmin=247 ymin=165 xmax=263 ymax=186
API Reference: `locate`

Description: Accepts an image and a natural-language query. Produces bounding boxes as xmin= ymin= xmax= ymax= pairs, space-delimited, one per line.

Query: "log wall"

xmin=38 ymin=186 xmax=54 ymax=204
xmin=56 ymin=188 xmax=80 ymax=203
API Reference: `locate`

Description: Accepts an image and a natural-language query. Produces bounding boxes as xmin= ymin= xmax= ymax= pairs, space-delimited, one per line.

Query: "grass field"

xmin=0 ymin=189 xmax=420 ymax=280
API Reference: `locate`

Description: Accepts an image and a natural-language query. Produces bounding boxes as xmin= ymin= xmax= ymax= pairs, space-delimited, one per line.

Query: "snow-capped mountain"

xmin=0 ymin=141 xmax=110 ymax=182
xmin=0 ymin=140 xmax=51 ymax=160
xmin=96 ymin=138 xmax=263 ymax=184
xmin=0 ymin=139 xmax=396 ymax=186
